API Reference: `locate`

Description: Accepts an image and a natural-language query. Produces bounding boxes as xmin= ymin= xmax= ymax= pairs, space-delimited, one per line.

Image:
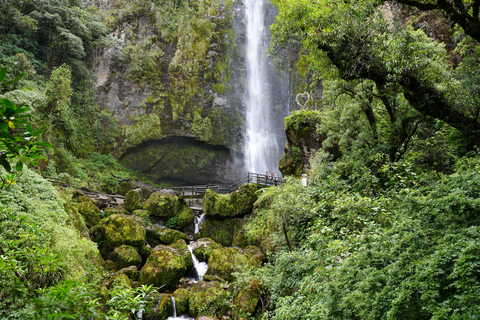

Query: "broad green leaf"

xmin=15 ymin=161 xmax=23 ymax=172
xmin=0 ymin=68 xmax=6 ymax=82
xmin=1 ymin=157 xmax=11 ymax=172
xmin=36 ymin=141 xmax=53 ymax=148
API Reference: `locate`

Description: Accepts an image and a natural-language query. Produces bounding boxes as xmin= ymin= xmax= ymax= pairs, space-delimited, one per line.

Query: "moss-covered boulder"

xmin=188 ymin=281 xmax=230 ymax=318
xmin=111 ymin=245 xmax=142 ymax=269
xmin=173 ymin=287 xmax=189 ymax=315
xmin=125 ymin=189 xmax=144 ymax=212
xmin=76 ymin=196 xmax=102 ymax=229
xmin=176 ymin=207 xmax=195 ymax=229
xmin=146 ymin=225 xmax=189 ymax=247
xmin=104 ymin=206 xmax=130 ymax=217
xmin=203 ymin=184 xmax=260 ymax=219
xmin=144 ymin=192 xmax=184 ymax=218
xmin=146 ymin=293 xmax=171 ymax=320
xmin=139 ymin=240 xmax=193 ymax=289
xmin=107 ymin=273 xmax=132 ymax=289
xmin=195 ymin=217 xmax=244 ymax=247
xmin=205 ymin=246 xmax=263 ymax=282
xmin=132 ymin=209 xmax=149 ymax=220
xmin=99 ymin=214 xmax=146 ymax=249
xmin=233 ymin=279 xmax=261 ymax=319
xmin=118 ymin=265 xmax=138 ymax=281
xmin=191 ymin=238 xmax=223 ymax=262
xmin=118 ymin=181 xmax=135 ymax=196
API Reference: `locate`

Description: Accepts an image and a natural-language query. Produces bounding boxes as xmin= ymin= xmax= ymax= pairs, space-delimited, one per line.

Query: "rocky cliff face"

xmin=86 ymin=0 xmax=251 ymax=185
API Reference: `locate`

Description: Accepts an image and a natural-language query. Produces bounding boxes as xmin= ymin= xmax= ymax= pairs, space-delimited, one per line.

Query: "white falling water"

xmin=194 ymin=213 xmax=205 ymax=234
xmin=187 ymin=243 xmax=208 ymax=282
xmin=244 ymin=0 xmax=279 ymax=174
xmin=166 ymin=295 xmax=194 ymax=320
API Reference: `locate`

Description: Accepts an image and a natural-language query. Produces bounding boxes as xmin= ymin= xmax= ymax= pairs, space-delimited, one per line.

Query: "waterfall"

xmin=187 ymin=244 xmax=208 ymax=282
xmin=171 ymin=296 xmax=177 ymax=318
xmin=244 ymin=0 xmax=281 ymax=174
xmin=194 ymin=213 xmax=205 ymax=235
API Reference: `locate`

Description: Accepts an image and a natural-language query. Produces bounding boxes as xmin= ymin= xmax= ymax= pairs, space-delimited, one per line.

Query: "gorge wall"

xmin=86 ymin=0 xmax=290 ymax=185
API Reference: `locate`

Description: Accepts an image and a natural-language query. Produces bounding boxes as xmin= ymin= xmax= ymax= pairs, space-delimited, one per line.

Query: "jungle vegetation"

xmin=0 ymin=0 xmax=479 ymax=319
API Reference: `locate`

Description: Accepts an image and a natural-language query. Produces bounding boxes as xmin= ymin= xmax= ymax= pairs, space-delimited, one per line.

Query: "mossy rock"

xmin=146 ymin=225 xmax=189 ymax=247
xmin=118 ymin=181 xmax=135 ymax=196
xmin=252 ymin=188 xmax=280 ymax=212
xmin=118 ymin=265 xmax=138 ymax=281
xmin=112 ymin=245 xmax=142 ymax=269
xmin=203 ymin=184 xmax=260 ymax=219
xmin=144 ymin=192 xmax=184 ymax=218
xmin=233 ymin=279 xmax=261 ymax=319
xmin=76 ymin=196 xmax=102 ymax=229
xmin=173 ymin=287 xmax=190 ymax=315
xmin=232 ymin=227 xmax=248 ymax=248
xmin=139 ymin=240 xmax=193 ymax=289
xmin=99 ymin=214 xmax=146 ymax=249
xmin=188 ymin=281 xmax=230 ymax=318
xmin=97 ymin=285 xmax=109 ymax=304
xmin=195 ymin=217 xmax=244 ymax=247
xmin=104 ymin=206 xmax=130 ymax=217
xmin=125 ymin=189 xmax=144 ymax=212
xmin=63 ymin=198 xmax=89 ymax=238
xmin=108 ymin=273 xmax=132 ymax=289
xmin=191 ymin=238 xmax=223 ymax=262
xmin=176 ymin=207 xmax=195 ymax=229
xmin=205 ymin=246 xmax=263 ymax=282
xmin=132 ymin=209 xmax=149 ymax=220
xmin=146 ymin=293 xmax=171 ymax=320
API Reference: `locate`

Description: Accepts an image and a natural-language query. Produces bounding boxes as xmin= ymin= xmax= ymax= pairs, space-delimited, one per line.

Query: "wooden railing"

xmin=168 ymin=173 xmax=284 ymax=198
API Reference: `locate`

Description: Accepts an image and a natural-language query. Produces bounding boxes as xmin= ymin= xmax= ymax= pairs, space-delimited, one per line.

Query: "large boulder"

xmin=203 ymin=184 xmax=260 ymax=218
xmin=233 ymin=279 xmax=261 ymax=319
xmin=173 ymin=287 xmax=190 ymax=315
xmin=176 ymin=207 xmax=195 ymax=229
xmin=139 ymin=240 xmax=193 ymax=289
xmin=144 ymin=192 xmax=184 ymax=219
xmin=146 ymin=224 xmax=189 ymax=247
xmin=146 ymin=293 xmax=171 ymax=320
xmin=191 ymin=238 xmax=223 ymax=262
xmin=104 ymin=206 xmax=130 ymax=217
xmin=99 ymin=214 xmax=146 ymax=249
xmin=76 ymin=196 xmax=102 ymax=229
xmin=188 ymin=281 xmax=230 ymax=318
xmin=125 ymin=189 xmax=144 ymax=212
xmin=111 ymin=245 xmax=142 ymax=269
xmin=195 ymin=217 xmax=244 ymax=247
xmin=205 ymin=246 xmax=263 ymax=282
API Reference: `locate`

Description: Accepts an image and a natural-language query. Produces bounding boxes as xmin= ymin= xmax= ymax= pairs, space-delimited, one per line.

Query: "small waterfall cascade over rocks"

xmin=166 ymin=296 xmax=194 ymax=320
xmin=244 ymin=0 xmax=288 ymax=174
xmin=187 ymin=213 xmax=208 ymax=282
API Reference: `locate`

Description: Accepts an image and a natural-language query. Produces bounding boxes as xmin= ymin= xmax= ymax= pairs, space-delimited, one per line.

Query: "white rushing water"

xmin=244 ymin=0 xmax=280 ymax=174
xmin=194 ymin=213 xmax=205 ymax=235
xmin=166 ymin=296 xmax=193 ymax=320
xmin=187 ymin=243 xmax=208 ymax=282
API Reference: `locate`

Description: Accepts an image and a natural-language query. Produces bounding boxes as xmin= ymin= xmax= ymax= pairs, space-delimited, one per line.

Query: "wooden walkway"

xmin=169 ymin=172 xmax=284 ymax=198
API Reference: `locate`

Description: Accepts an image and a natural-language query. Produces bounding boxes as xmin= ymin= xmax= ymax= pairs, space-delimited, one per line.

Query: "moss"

xmin=195 ymin=217 xmax=244 ymax=247
xmin=118 ymin=181 xmax=135 ymax=196
xmin=139 ymin=240 xmax=193 ymax=289
xmin=125 ymin=189 xmax=144 ymax=212
xmin=205 ymin=246 xmax=263 ymax=283
xmin=192 ymin=238 xmax=223 ymax=262
xmin=108 ymin=273 xmax=133 ymax=289
xmin=176 ymin=207 xmax=195 ymax=229
xmin=173 ymin=287 xmax=190 ymax=315
xmin=146 ymin=224 xmax=189 ymax=246
xmin=117 ymin=265 xmax=138 ymax=281
xmin=143 ymin=192 xmax=183 ymax=218
xmin=0 ymin=169 xmax=103 ymax=282
xmin=99 ymin=214 xmax=146 ymax=249
xmin=188 ymin=281 xmax=231 ymax=318
xmin=104 ymin=206 xmax=130 ymax=217
xmin=112 ymin=245 xmax=142 ymax=269
xmin=233 ymin=279 xmax=261 ymax=319
xmin=203 ymin=184 xmax=260 ymax=218
xmin=151 ymin=294 xmax=172 ymax=320
xmin=76 ymin=196 xmax=102 ymax=229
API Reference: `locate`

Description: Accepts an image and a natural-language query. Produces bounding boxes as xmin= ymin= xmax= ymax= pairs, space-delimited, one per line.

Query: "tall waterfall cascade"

xmin=244 ymin=0 xmax=289 ymax=174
